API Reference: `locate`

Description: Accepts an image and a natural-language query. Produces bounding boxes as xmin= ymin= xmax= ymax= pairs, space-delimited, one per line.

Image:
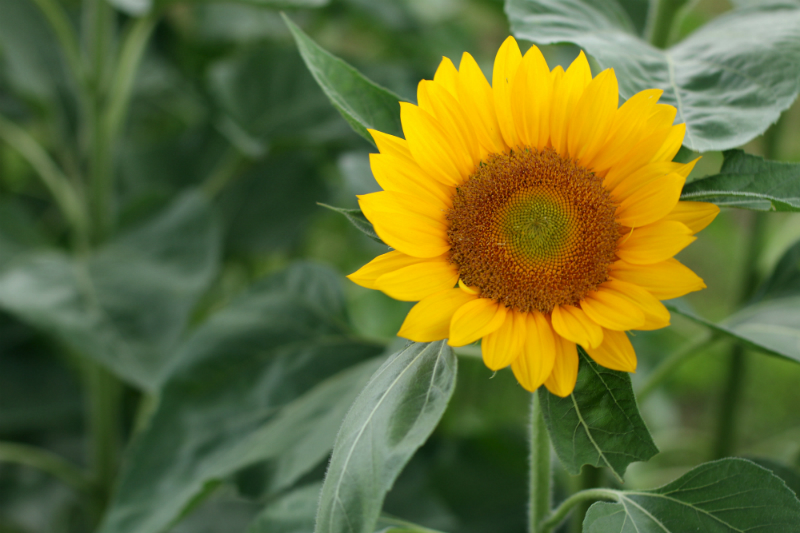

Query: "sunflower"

xmin=348 ymin=37 xmax=719 ymax=397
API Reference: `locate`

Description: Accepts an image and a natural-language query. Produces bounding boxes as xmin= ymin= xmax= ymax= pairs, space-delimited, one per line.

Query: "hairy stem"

xmin=539 ymin=489 xmax=619 ymax=533
xmin=529 ymin=393 xmax=551 ymax=533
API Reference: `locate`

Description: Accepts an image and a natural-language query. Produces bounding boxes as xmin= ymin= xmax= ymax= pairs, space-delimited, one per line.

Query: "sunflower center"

xmin=447 ymin=147 xmax=620 ymax=314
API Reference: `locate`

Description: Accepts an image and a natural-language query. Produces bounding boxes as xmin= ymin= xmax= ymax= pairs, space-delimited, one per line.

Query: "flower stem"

xmin=0 ymin=441 xmax=93 ymax=494
xmin=539 ymin=488 xmax=619 ymax=533
xmin=648 ymin=0 xmax=689 ymax=48
xmin=529 ymin=393 xmax=551 ymax=533
xmin=84 ymin=360 xmax=122 ymax=521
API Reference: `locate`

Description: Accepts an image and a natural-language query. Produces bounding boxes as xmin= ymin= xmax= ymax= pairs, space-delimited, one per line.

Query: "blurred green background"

xmin=1 ymin=0 xmax=799 ymax=532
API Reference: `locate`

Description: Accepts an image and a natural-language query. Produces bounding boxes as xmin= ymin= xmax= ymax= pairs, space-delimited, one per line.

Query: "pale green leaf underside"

xmin=316 ymin=341 xmax=457 ymax=533
xmin=666 ymin=299 xmax=800 ymax=364
xmin=681 ymin=150 xmax=800 ymax=211
xmin=584 ymin=458 xmax=800 ymax=532
xmin=539 ymin=350 xmax=657 ymax=482
xmin=506 ymin=0 xmax=800 ymax=152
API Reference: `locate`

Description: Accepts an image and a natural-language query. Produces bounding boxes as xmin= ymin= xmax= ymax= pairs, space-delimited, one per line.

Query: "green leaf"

xmin=0 ymin=191 xmax=221 ymax=390
xmin=752 ymin=238 xmax=800 ymax=302
xmin=681 ymin=150 xmax=800 ymax=211
xmin=506 ymin=0 xmax=800 ymax=152
xmin=539 ymin=349 xmax=657 ymax=482
xmin=247 ymin=483 xmax=322 ymax=533
xmin=666 ymin=299 xmax=800 ymax=364
xmin=315 ymin=341 xmax=457 ymax=533
xmin=98 ymin=262 xmax=385 ymax=533
xmin=583 ymin=458 xmax=800 ymax=532
xmin=208 ymin=45 xmax=340 ymax=145
xmin=748 ymin=458 xmax=800 ymax=498
xmin=318 ymin=204 xmax=383 ymax=243
xmin=283 ymin=14 xmax=405 ymax=145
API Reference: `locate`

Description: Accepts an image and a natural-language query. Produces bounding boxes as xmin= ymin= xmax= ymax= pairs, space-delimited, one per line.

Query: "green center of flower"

xmin=447 ymin=147 xmax=620 ymax=314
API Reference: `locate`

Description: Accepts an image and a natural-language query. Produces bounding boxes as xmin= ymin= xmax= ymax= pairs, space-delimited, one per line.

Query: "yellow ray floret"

xmin=349 ymin=36 xmax=719 ymax=397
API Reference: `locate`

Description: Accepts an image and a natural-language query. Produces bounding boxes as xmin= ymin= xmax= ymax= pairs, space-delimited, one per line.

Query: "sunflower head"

xmin=348 ymin=37 xmax=719 ymax=397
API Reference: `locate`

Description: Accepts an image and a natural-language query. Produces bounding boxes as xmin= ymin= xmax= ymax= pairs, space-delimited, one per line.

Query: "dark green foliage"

xmin=539 ymin=350 xmax=658 ymax=482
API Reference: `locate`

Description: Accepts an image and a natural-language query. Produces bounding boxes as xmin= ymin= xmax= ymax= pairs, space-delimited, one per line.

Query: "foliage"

xmin=1 ymin=1 xmax=800 ymax=533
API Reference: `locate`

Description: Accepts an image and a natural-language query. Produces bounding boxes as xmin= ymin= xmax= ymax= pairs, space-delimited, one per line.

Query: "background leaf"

xmin=0 ymin=191 xmax=220 ymax=390
xmin=315 ymin=341 xmax=457 ymax=533
xmin=539 ymin=349 xmax=658 ymax=482
xmin=506 ymin=0 xmax=800 ymax=151
xmin=98 ymin=262 xmax=385 ymax=533
xmin=318 ymin=204 xmax=383 ymax=244
xmin=681 ymin=150 xmax=800 ymax=211
xmin=583 ymin=458 xmax=800 ymax=532
xmin=284 ymin=14 xmax=405 ymax=145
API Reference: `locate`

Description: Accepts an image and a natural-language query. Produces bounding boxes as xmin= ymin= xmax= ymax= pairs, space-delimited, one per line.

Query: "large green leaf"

xmin=283 ymin=14 xmax=405 ymax=145
xmin=752 ymin=238 xmax=800 ymax=302
xmin=315 ymin=341 xmax=457 ymax=533
xmin=539 ymin=349 xmax=657 ymax=482
xmin=0 ymin=192 xmax=220 ymax=390
xmin=583 ymin=458 xmax=800 ymax=532
xmin=506 ymin=0 xmax=800 ymax=152
xmin=681 ymin=150 xmax=800 ymax=211
xmin=666 ymin=299 xmax=800 ymax=364
xmin=98 ymin=263 xmax=385 ymax=533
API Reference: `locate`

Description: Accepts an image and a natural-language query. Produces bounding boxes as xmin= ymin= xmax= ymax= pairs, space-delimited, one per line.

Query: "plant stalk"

xmin=636 ymin=335 xmax=717 ymax=403
xmin=539 ymin=489 xmax=620 ymax=533
xmin=0 ymin=441 xmax=93 ymax=494
xmin=648 ymin=0 xmax=689 ymax=48
xmin=529 ymin=393 xmax=551 ymax=533
xmin=84 ymin=360 xmax=122 ymax=521
xmin=30 ymin=0 xmax=87 ymax=88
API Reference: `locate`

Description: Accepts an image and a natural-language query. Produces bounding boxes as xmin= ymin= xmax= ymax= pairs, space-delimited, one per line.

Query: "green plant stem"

xmin=529 ymin=393 xmax=551 ymax=533
xmin=539 ymin=489 xmax=619 ymax=533
xmin=636 ymin=335 xmax=718 ymax=403
xmin=568 ymin=466 xmax=602 ymax=533
xmin=84 ymin=360 xmax=122 ymax=517
xmin=0 ymin=113 xmax=90 ymax=251
xmin=648 ymin=0 xmax=689 ymax=48
xmin=0 ymin=441 xmax=93 ymax=494
xmin=30 ymin=0 xmax=87 ymax=88
xmin=712 ymin=211 xmax=767 ymax=459
xmin=202 ymin=147 xmax=248 ymax=198
xmin=105 ymin=14 xmax=158 ymax=143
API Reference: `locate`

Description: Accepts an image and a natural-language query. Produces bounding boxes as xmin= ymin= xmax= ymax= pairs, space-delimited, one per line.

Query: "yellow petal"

xmin=616 ymin=220 xmax=696 ymax=265
xmin=587 ymin=89 xmax=663 ymax=172
xmin=615 ymin=172 xmax=686 ymax=228
xmin=482 ymin=309 xmax=526 ymax=371
xmin=359 ymin=191 xmax=450 ymax=258
xmin=551 ymin=304 xmax=604 ymax=349
xmin=492 ymin=36 xmax=523 ymax=149
xmin=433 ymin=56 xmax=459 ymax=96
xmin=417 ymin=80 xmax=480 ymax=175
xmin=544 ymin=334 xmax=579 ymax=397
xmin=369 ymin=152 xmax=453 ymax=208
xmin=511 ymin=45 xmax=552 ymax=151
xmin=550 ymin=51 xmax=592 ymax=157
xmin=610 ymin=258 xmax=706 ymax=300
xmin=511 ymin=312 xmax=556 ymax=392
xmin=600 ymin=279 xmax=670 ymax=331
xmin=584 ymin=329 xmax=637 ymax=372
xmin=458 ymin=52 xmax=506 ymax=154
xmin=663 ymin=201 xmax=720 ymax=234
xmin=375 ymin=256 xmax=458 ymax=301
xmin=448 ymin=298 xmax=509 ymax=347
xmin=399 ymin=288 xmax=477 ymax=342
xmin=609 ymin=161 xmax=683 ymax=200
xmin=347 ymin=250 xmax=426 ymax=290
xmin=603 ymin=126 xmax=673 ymax=189
xmin=400 ymin=102 xmax=465 ymax=187
xmin=650 ymin=123 xmax=686 ymax=163
xmin=568 ymin=69 xmax=619 ymax=167
xmin=580 ymin=288 xmax=646 ymax=331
